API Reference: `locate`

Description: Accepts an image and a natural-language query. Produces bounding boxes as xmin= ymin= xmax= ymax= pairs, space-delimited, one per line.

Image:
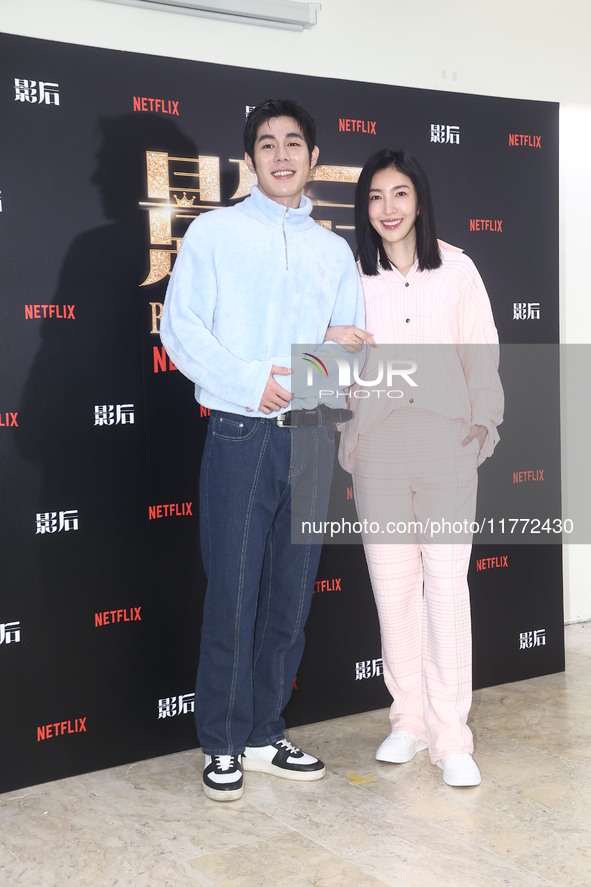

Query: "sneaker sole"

xmin=436 ymin=761 xmax=481 ymax=787
xmin=440 ymin=775 xmax=481 ymax=787
xmin=242 ymin=758 xmax=326 ymax=781
xmin=376 ymin=741 xmax=428 ymax=764
xmin=203 ymin=782 xmax=244 ymax=801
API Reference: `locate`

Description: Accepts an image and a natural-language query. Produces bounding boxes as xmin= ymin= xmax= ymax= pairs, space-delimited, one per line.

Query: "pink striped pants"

xmin=352 ymin=409 xmax=479 ymax=763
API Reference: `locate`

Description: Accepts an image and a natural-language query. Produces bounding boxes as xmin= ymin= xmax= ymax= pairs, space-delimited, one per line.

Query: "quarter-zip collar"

xmin=240 ymin=184 xmax=316 ymax=232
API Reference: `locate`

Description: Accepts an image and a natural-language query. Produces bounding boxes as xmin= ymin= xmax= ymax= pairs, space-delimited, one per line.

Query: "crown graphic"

xmin=173 ymin=192 xmax=196 ymax=207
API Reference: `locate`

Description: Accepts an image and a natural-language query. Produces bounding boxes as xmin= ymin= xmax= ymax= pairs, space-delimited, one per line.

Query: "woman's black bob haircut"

xmin=243 ymin=98 xmax=317 ymax=161
xmin=355 ymin=149 xmax=442 ymax=276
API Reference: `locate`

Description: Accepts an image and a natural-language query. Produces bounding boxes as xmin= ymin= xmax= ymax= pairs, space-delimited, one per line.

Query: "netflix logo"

xmin=95 ymin=607 xmax=141 ymax=628
xmin=314 ymin=577 xmax=342 ymax=593
xmin=509 ymin=133 xmax=541 ymax=148
xmin=476 ymin=555 xmax=509 ymax=571
xmin=513 ymin=469 xmax=544 ymax=484
xmin=153 ymin=345 xmax=178 ymax=374
xmin=133 ymin=96 xmax=179 ymax=116
xmin=25 ymin=304 xmax=75 ymax=320
xmin=338 ymin=118 xmax=376 ymax=135
xmin=0 ymin=412 xmax=18 ymax=428
xmin=148 ymin=502 xmax=193 ymax=520
xmin=37 ymin=717 xmax=87 ymax=742
xmin=469 ymin=219 xmax=503 ymax=233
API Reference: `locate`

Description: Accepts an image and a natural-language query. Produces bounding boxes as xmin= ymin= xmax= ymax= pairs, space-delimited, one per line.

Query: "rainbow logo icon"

xmin=302 ymin=352 xmax=329 ymax=376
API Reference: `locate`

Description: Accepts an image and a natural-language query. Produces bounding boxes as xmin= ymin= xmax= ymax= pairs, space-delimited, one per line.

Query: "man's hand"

xmin=461 ymin=424 xmax=488 ymax=451
xmin=258 ymin=365 xmax=293 ymax=414
xmin=324 ymin=325 xmax=376 ymax=352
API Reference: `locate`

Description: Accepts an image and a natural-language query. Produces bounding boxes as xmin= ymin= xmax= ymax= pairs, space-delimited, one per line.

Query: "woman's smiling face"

xmin=368 ymin=166 xmax=419 ymax=252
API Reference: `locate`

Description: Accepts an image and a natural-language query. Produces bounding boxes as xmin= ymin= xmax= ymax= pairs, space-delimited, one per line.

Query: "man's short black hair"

xmin=243 ymin=98 xmax=317 ymax=160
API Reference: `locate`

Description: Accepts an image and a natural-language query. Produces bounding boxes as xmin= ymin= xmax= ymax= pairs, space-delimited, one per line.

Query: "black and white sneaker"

xmin=242 ymin=739 xmax=326 ymax=781
xmin=202 ymin=754 xmax=243 ymax=801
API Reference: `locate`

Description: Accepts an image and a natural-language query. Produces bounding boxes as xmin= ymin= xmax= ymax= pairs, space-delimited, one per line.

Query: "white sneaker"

xmin=437 ymin=753 xmax=481 ymax=786
xmin=243 ymin=739 xmax=326 ymax=781
xmin=202 ymin=754 xmax=243 ymax=801
xmin=376 ymin=730 xmax=428 ymax=763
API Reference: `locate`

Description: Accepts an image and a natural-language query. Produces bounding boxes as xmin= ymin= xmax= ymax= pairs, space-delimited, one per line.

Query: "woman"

xmin=339 ymin=149 xmax=503 ymax=787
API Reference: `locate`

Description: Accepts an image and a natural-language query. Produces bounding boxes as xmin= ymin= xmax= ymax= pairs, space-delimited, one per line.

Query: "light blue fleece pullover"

xmin=160 ymin=186 xmax=364 ymax=417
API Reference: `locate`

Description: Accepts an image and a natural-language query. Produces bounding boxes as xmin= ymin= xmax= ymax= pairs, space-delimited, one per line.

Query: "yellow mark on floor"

xmin=346 ymin=772 xmax=376 ymax=785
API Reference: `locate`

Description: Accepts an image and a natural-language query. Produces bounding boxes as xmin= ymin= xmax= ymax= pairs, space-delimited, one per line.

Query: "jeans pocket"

xmin=211 ymin=412 xmax=259 ymax=442
xmin=322 ymin=422 xmax=336 ymax=445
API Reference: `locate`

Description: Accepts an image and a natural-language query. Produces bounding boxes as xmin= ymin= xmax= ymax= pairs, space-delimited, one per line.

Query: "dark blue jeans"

xmin=196 ymin=410 xmax=335 ymax=755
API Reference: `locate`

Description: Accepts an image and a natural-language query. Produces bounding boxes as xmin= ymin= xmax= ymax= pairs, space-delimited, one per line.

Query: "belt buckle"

xmin=276 ymin=411 xmax=291 ymax=427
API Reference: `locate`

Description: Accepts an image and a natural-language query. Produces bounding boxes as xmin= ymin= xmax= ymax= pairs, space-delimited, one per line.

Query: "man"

xmin=161 ymin=98 xmax=370 ymax=801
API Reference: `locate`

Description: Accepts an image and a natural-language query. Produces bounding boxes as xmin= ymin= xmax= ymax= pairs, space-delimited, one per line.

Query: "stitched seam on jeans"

xmin=225 ymin=421 xmax=271 ymax=748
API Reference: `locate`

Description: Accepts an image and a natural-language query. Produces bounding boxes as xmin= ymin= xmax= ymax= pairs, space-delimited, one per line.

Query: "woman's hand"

xmin=462 ymin=424 xmax=488 ymax=451
xmin=324 ymin=325 xmax=376 ymax=352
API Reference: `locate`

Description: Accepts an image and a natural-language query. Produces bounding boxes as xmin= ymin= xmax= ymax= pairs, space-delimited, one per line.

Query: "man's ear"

xmin=245 ymin=151 xmax=256 ymax=174
xmin=310 ymin=145 xmax=319 ymax=170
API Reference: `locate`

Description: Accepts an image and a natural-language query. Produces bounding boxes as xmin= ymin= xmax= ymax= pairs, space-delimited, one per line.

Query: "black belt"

xmin=275 ymin=405 xmax=352 ymax=428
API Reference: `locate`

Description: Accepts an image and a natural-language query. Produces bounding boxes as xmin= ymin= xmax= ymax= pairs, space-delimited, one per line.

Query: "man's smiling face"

xmin=245 ymin=115 xmax=319 ymax=209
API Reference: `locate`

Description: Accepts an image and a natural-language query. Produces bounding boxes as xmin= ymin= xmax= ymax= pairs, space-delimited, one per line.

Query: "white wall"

xmin=2 ymin=0 xmax=591 ymax=103
xmin=559 ymin=104 xmax=591 ymax=622
xmin=2 ymin=0 xmax=590 ymax=620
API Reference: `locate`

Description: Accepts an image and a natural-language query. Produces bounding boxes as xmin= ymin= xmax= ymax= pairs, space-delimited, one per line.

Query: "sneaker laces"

xmin=276 ymin=739 xmax=300 ymax=755
xmin=212 ymin=754 xmax=238 ymax=771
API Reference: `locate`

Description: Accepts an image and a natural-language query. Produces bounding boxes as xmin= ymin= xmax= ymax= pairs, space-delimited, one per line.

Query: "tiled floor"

xmin=1 ymin=623 xmax=590 ymax=886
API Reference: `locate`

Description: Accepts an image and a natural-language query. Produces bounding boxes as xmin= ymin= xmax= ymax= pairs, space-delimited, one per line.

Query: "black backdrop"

xmin=0 ymin=32 xmax=563 ymax=792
